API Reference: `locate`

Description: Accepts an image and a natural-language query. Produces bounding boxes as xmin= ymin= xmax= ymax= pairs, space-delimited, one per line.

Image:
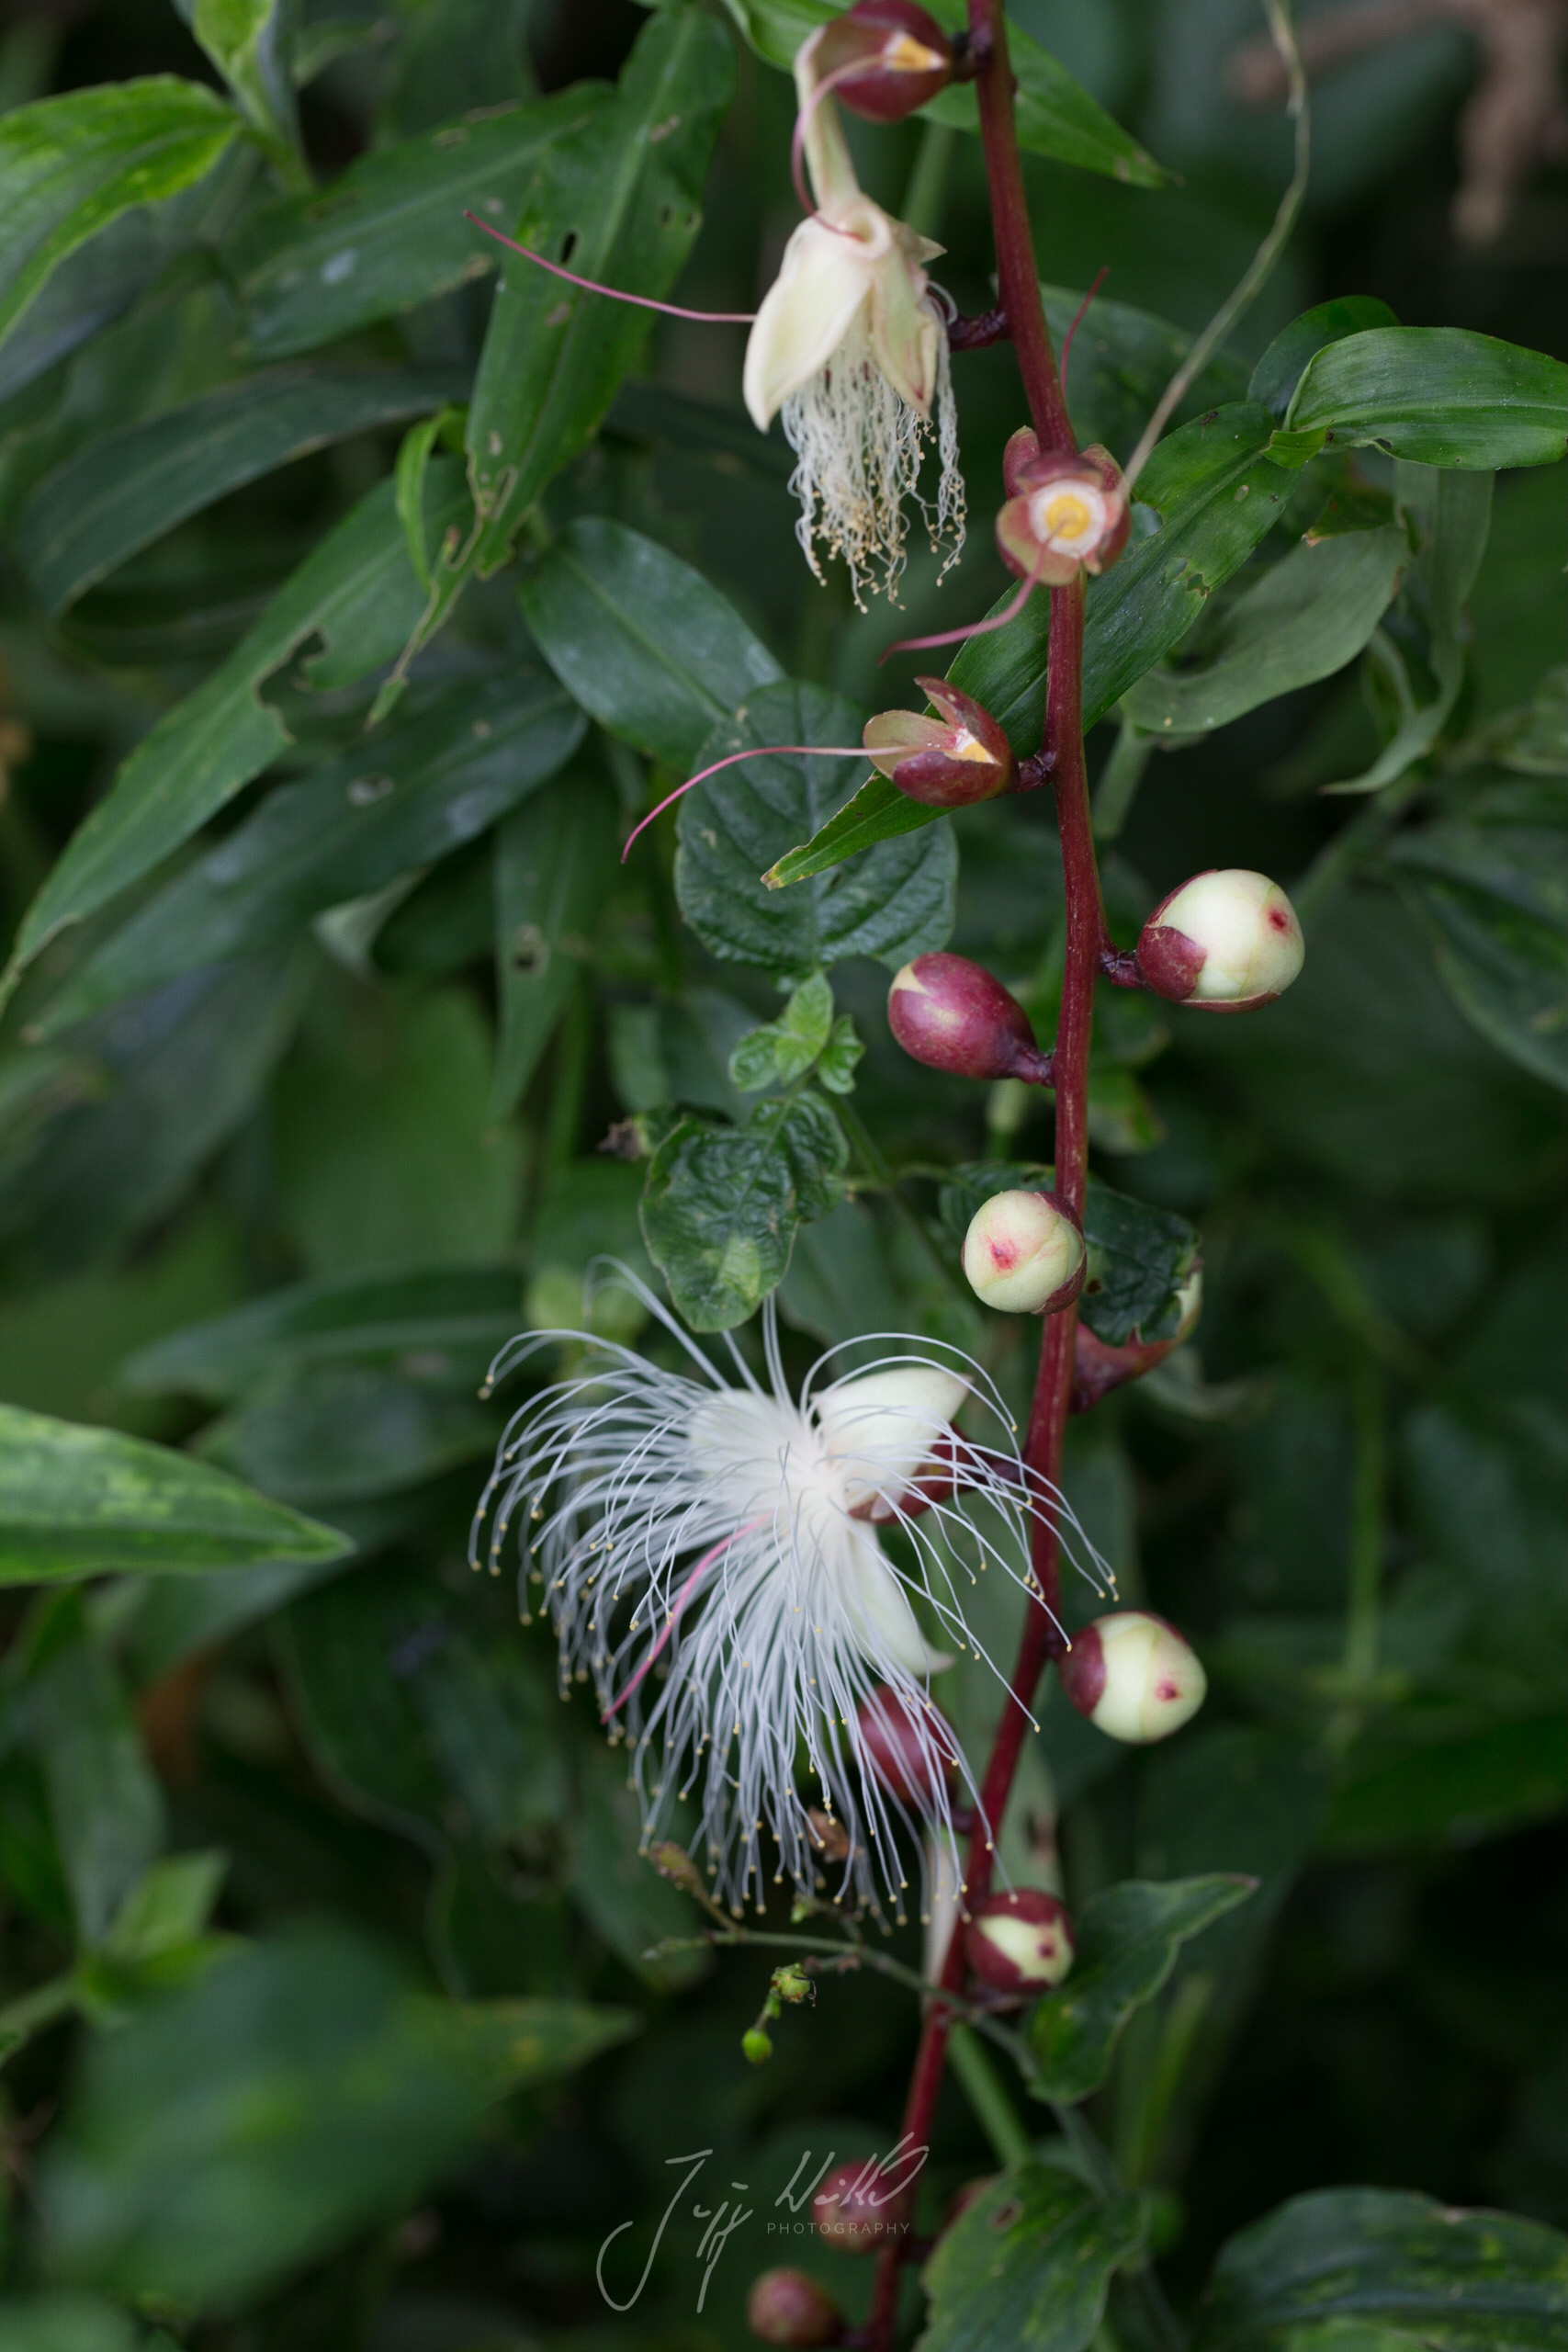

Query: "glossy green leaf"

xmin=1048 ymin=281 xmax=1248 ymax=456
xmin=1200 ymin=2188 xmax=1568 ymax=2352
xmin=566 ymin=1744 xmax=707 ymax=1991
xmin=720 ymin=0 xmax=1166 ymax=186
xmin=121 ymin=1263 xmax=523 ymax=1405
xmin=1287 ymin=328 xmax=1568 ymax=468
xmin=220 ymin=85 xmax=609 ymax=357
xmin=918 ymin=2163 xmax=1148 ymax=2352
xmin=0 ymin=1399 xmax=348 ymax=1583
xmin=0 ymin=2293 xmax=140 ymax=2351
xmin=465 ymin=9 xmax=734 ymax=573
xmin=1248 ymin=297 xmax=1400 ymax=419
xmin=5 ymin=469 xmax=467 ymax=989
xmin=518 ymin=518 xmax=784 ymax=768
xmin=16 ymin=368 xmax=464 ymax=616
xmin=641 ymin=1090 xmax=847 ymax=1329
xmin=202 ymin=1359 xmax=497 ymax=1510
xmin=35 ymin=670 xmax=584 ymax=1035
xmin=0 ymin=77 xmax=238 ymax=362
xmin=1028 ymin=1875 xmax=1256 ymax=2104
xmin=491 ymin=775 xmax=618 ymax=1117
xmin=1123 ymin=526 xmax=1407 ymax=737
xmin=39 ymin=1925 xmax=636 ymax=2308
xmin=681 ymin=683 xmax=954 ymax=973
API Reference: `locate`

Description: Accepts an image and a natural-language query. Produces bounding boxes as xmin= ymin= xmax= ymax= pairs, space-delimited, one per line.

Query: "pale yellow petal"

xmin=743 ymin=219 xmax=873 ymax=430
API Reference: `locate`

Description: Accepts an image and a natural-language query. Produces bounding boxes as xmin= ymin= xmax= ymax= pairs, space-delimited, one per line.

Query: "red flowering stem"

xmin=865 ymin=8 xmax=1103 ymax=2344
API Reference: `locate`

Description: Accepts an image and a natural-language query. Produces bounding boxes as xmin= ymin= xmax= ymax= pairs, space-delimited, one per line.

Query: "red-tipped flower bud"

xmin=997 ymin=443 xmax=1130 ymax=586
xmin=747 ymin=2267 xmax=844 ymax=2346
xmin=963 ymin=1190 xmax=1085 ymax=1315
xmin=964 ymin=1888 xmax=1076 ymax=1993
xmin=1060 ymin=1612 xmax=1207 ymax=1744
xmin=1136 ymin=871 xmax=1303 ymax=1011
xmin=863 ymin=678 xmax=1016 ymax=809
xmin=805 ymin=0 xmax=953 ymax=123
xmin=888 ymin=953 xmax=1052 ymax=1084
xmin=856 ymin=1686 xmax=960 ymax=1807
xmin=812 ymin=2159 xmax=911 ymax=2252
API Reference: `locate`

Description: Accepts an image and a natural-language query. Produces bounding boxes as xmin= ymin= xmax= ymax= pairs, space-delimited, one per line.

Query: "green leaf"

xmin=1028 ymin=1876 xmax=1256 ymax=2104
xmin=1122 ymin=526 xmax=1407 ymax=738
xmin=38 ymin=1925 xmax=636 ymax=2308
xmin=1287 ymin=328 xmax=1568 ymax=469
xmin=220 ymin=85 xmax=609 ymax=358
xmin=121 ymin=1263 xmax=523 ymax=1405
xmin=518 ymin=517 xmax=784 ymax=768
xmin=566 ymin=1744 xmax=707 ymax=1991
xmin=936 ymin=1164 xmax=1199 ymax=1346
xmin=0 ymin=2294 xmax=141 ymax=2352
xmin=1387 ymin=777 xmax=1568 ymax=1091
xmin=101 ymin=1852 xmax=226 ymax=1964
xmin=728 ymin=973 xmax=835 ymax=1092
xmin=5 ymin=468 xmax=467 ymax=988
xmin=1199 ymin=2187 xmax=1568 ymax=2352
xmin=15 ymin=367 xmax=463 ymax=616
xmin=186 ymin=0 xmax=299 ymax=170
xmin=641 ymin=1090 xmax=847 ymax=1330
xmin=0 ymin=78 xmax=239 ymax=364
xmin=464 ymin=9 xmax=734 ymax=573
xmin=35 ymin=669 xmax=585 ymax=1035
xmin=1247 ymin=297 xmax=1401 ymax=419
xmin=491 ymin=774 xmax=619 ymax=1117
xmin=200 ymin=1359 xmax=498 ymax=1510
xmin=0 ymin=1401 xmax=349 ymax=1583
xmin=917 ymin=2162 xmax=1148 ymax=2352
xmin=720 ymin=0 xmax=1166 ymax=186
xmin=1047 ymin=282 xmax=1248 ymax=456
xmin=7 ymin=1593 xmax=164 ymax=1945
xmin=681 ymin=683 xmax=954 ymax=974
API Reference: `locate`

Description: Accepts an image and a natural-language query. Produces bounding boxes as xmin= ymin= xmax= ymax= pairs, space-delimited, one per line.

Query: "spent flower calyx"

xmin=864 ymin=678 xmax=1016 ymax=808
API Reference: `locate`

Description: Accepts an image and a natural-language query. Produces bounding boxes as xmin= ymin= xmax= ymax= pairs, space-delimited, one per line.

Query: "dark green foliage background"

xmin=0 ymin=0 xmax=1563 ymax=2346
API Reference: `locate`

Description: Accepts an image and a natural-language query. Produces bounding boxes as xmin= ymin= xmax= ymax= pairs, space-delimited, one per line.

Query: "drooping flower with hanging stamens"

xmin=470 ymin=1273 xmax=1112 ymax=1921
xmin=743 ymin=37 xmax=964 ymax=607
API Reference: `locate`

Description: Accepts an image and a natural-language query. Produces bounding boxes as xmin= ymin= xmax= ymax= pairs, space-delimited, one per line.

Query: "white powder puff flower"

xmin=742 ymin=50 xmax=964 ymax=607
xmin=470 ymin=1277 xmax=1111 ymax=1922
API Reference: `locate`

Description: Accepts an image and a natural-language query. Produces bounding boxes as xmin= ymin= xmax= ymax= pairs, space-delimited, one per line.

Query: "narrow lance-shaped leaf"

xmin=16 ymin=367 xmax=466 ymax=617
xmin=0 ymin=1401 xmax=350 ymax=1583
xmin=1287 ymin=326 xmax=1568 ymax=468
xmin=0 ymin=77 xmax=239 ymax=362
xmin=4 ymin=466 xmax=468 ymax=992
xmin=183 ymin=0 xmax=301 ymax=174
xmin=221 ymin=85 xmax=610 ymax=358
xmin=464 ymin=8 xmax=735 ymax=575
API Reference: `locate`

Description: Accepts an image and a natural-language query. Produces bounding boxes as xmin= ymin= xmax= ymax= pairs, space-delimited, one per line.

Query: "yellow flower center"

xmin=949 ymin=729 xmax=994 ymax=764
xmin=882 ymin=32 xmax=947 ymax=72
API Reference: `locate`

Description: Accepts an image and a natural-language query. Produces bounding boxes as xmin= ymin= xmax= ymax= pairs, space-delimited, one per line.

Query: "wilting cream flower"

xmin=470 ymin=1278 xmax=1109 ymax=1920
xmin=743 ymin=49 xmax=964 ymax=606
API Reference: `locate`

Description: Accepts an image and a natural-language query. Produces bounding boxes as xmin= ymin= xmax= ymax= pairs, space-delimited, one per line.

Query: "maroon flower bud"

xmin=1060 ymin=1612 xmax=1207 ymax=1744
xmin=746 ymin=2267 xmax=844 ymax=2346
xmin=812 ymin=2158 xmax=912 ymax=2252
xmin=806 ymin=1 xmax=953 ymax=124
xmin=963 ymin=1190 xmax=1085 ymax=1316
xmin=997 ymin=444 xmax=1130 ymax=586
xmin=887 ymin=953 xmax=1052 ymax=1084
xmin=964 ymin=1889 xmax=1076 ymax=1993
xmin=856 ymin=1685 xmax=959 ymax=1807
xmin=863 ymin=678 xmax=1016 ymax=808
xmin=1135 ymin=871 xmax=1304 ymax=1011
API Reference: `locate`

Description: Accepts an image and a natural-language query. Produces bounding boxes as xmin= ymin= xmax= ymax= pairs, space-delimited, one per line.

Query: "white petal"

xmin=743 ymin=219 xmax=874 ymax=430
xmin=836 ymin=1524 xmax=951 ymax=1676
xmin=818 ymin=1363 xmax=968 ymax=1510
